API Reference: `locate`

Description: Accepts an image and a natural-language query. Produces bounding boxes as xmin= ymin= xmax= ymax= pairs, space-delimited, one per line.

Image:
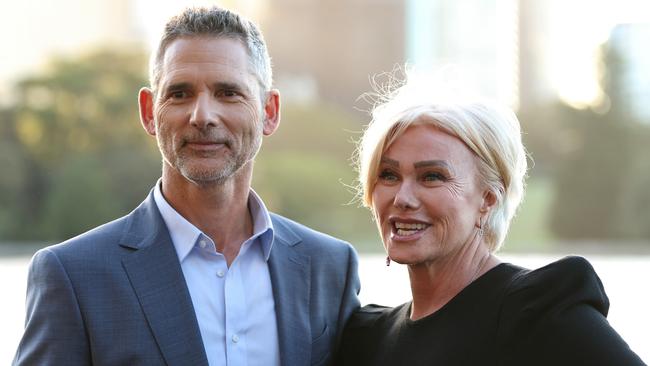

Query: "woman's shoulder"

xmin=346 ymin=303 xmax=409 ymax=330
xmin=505 ymin=255 xmax=608 ymax=315
xmin=496 ymin=256 xmax=647 ymax=365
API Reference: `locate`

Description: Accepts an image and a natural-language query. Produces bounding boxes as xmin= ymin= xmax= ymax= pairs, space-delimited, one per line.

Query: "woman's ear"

xmin=476 ymin=190 xmax=496 ymax=229
xmin=480 ymin=190 xmax=497 ymax=214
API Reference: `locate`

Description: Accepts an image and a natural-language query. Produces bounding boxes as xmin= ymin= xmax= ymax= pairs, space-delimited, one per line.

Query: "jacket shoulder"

xmin=38 ymin=213 xmax=131 ymax=260
xmin=270 ymin=213 xmax=353 ymax=250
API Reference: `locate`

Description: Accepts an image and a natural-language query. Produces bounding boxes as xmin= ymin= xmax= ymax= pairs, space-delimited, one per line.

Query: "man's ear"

xmin=138 ymin=87 xmax=156 ymax=136
xmin=262 ymin=89 xmax=281 ymax=136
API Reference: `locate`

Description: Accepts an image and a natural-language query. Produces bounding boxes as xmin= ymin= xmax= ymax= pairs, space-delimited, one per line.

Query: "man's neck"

xmin=160 ymin=164 xmax=254 ymax=266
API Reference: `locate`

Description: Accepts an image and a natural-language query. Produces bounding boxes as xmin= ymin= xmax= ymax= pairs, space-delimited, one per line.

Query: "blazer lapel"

xmin=120 ymin=193 xmax=208 ymax=366
xmin=268 ymin=218 xmax=311 ymax=366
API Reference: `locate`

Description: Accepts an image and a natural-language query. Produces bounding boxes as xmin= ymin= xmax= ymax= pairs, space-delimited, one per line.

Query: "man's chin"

xmin=177 ymin=163 xmax=239 ymax=186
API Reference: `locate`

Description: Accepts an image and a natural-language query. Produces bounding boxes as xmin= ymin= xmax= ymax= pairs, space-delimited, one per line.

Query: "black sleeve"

xmin=334 ymin=304 xmax=388 ymax=366
xmin=498 ymin=256 xmax=646 ymax=366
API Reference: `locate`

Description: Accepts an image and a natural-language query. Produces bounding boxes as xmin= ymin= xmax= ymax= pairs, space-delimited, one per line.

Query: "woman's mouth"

xmin=391 ymin=221 xmax=430 ymax=240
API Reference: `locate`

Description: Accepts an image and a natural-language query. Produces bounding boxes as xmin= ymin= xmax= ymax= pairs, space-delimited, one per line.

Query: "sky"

xmin=1 ymin=0 xmax=649 ymax=107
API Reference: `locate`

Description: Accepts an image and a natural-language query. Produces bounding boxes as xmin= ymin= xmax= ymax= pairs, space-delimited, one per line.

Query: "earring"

xmin=386 ymin=256 xmax=391 ymax=266
xmin=478 ymin=216 xmax=484 ymax=237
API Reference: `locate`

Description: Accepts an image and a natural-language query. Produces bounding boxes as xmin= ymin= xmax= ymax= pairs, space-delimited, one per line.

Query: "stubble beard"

xmin=159 ymin=124 xmax=263 ymax=187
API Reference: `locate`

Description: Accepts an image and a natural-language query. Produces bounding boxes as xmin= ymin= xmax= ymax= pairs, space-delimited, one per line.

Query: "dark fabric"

xmin=337 ymin=256 xmax=646 ymax=366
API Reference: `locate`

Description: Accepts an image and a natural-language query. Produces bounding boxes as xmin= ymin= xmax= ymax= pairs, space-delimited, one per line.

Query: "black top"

xmin=337 ymin=256 xmax=646 ymax=366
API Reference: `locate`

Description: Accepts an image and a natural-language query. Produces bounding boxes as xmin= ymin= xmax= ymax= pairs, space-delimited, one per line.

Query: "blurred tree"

xmin=255 ymin=102 xmax=378 ymax=247
xmin=1 ymin=48 xmax=160 ymax=241
xmin=0 ymin=108 xmax=30 ymax=236
xmin=543 ymin=41 xmax=650 ymax=242
xmin=1 ymin=50 xmax=380 ymax=247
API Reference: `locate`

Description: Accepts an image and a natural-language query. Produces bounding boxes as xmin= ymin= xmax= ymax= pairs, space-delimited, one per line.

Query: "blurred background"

xmin=1 ymin=0 xmax=649 ymax=363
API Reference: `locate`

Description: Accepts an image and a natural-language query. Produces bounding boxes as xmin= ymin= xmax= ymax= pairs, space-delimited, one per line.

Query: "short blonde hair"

xmin=356 ymin=71 xmax=528 ymax=252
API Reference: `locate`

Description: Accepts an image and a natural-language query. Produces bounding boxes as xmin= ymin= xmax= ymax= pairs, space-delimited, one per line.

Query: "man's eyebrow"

xmin=414 ymin=160 xmax=452 ymax=170
xmin=163 ymin=82 xmax=192 ymax=93
xmin=380 ymin=157 xmax=399 ymax=167
xmin=213 ymin=81 xmax=249 ymax=93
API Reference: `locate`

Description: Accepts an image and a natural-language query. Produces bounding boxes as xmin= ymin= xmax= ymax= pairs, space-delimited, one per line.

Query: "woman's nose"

xmin=393 ymin=181 xmax=420 ymax=210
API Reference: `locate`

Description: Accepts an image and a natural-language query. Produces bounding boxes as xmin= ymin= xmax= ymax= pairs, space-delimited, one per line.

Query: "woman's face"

xmin=371 ymin=123 xmax=487 ymax=266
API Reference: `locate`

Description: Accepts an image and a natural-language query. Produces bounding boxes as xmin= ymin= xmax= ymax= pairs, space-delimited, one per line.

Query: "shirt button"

xmin=232 ymin=334 xmax=239 ymax=343
xmin=199 ymin=240 xmax=207 ymax=249
xmin=216 ymin=270 xmax=225 ymax=278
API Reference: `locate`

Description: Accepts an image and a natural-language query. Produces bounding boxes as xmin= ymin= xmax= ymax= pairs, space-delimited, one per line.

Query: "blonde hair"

xmin=356 ymin=70 xmax=528 ymax=252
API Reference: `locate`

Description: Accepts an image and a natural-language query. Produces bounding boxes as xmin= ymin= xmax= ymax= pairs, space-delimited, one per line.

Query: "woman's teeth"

xmin=394 ymin=222 xmax=428 ymax=236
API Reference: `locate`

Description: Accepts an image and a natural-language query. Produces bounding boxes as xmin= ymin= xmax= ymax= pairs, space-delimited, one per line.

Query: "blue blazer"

xmin=13 ymin=191 xmax=360 ymax=366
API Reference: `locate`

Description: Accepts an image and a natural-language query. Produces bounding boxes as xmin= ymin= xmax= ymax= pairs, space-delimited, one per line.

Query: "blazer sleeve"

xmin=498 ymin=256 xmax=646 ymax=366
xmin=13 ymin=248 xmax=91 ymax=366
xmin=332 ymin=243 xmax=361 ymax=360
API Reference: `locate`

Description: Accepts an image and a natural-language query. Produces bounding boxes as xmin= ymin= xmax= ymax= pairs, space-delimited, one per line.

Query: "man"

xmin=13 ymin=6 xmax=360 ymax=366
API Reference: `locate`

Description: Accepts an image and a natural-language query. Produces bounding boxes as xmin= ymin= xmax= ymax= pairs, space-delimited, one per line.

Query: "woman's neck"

xmin=407 ymin=241 xmax=499 ymax=320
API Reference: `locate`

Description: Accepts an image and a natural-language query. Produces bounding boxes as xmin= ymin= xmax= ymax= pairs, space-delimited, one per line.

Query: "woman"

xmin=337 ymin=73 xmax=646 ymax=365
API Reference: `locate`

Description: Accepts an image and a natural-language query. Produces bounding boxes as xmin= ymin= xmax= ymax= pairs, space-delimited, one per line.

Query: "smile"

xmin=185 ymin=141 xmax=228 ymax=150
xmin=392 ymin=221 xmax=430 ymax=237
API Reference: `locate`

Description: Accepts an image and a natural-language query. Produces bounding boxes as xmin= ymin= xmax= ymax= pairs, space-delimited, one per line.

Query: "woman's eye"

xmin=422 ymin=172 xmax=445 ymax=182
xmin=378 ymin=170 xmax=399 ymax=181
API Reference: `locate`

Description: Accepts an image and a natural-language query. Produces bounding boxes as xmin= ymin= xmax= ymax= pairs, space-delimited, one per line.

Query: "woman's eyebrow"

xmin=414 ymin=160 xmax=451 ymax=170
xmin=380 ymin=157 xmax=399 ymax=167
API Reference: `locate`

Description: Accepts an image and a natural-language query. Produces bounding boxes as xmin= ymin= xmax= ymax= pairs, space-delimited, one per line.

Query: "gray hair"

xmin=356 ymin=70 xmax=528 ymax=252
xmin=149 ymin=6 xmax=272 ymax=97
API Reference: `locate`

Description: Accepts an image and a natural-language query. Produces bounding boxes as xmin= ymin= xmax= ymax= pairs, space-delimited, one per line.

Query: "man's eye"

xmin=170 ymin=91 xmax=187 ymax=99
xmin=221 ymin=90 xmax=239 ymax=98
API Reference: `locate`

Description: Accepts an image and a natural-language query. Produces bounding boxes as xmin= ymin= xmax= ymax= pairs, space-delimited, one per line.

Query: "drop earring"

xmin=386 ymin=256 xmax=391 ymax=266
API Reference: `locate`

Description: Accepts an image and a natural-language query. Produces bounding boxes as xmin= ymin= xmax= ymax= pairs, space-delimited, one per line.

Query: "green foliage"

xmin=516 ymin=36 xmax=650 ymax=244
xmin=502 ymin=178 xmax=555 ymax=251
xmin=1 ymin=48 xmax=160 ymax=241
xmin=255 ymin=102 xmax=378 ymax=246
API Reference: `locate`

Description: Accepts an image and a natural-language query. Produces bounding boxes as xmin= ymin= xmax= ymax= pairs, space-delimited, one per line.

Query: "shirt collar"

xmin=153 ymin=180 xmax=274 ymax=262
xmin=247 ymin=188 xmax=275 ymax=260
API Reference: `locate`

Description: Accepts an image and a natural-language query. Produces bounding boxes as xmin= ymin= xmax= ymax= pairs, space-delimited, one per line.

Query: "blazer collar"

xmin=118 ymin=196 xmax=312 ymax=366
xmin=119 ymin=191 xmax=209 ymax=366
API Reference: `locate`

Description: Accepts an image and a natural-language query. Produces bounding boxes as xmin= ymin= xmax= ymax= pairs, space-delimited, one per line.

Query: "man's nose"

xmin=189 ymin=93 xmax=217 ymax=128
xmin=393 ymin=181 xmax=420 ymax=210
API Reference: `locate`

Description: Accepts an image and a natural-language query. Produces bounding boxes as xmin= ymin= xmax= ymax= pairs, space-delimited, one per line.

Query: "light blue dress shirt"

xmin=154 ymin=182 xmax=280 ymax=366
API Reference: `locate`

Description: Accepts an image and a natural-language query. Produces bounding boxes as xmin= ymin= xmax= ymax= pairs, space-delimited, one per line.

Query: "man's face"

xmin=141 ymin=36 xmax=279 ymax=185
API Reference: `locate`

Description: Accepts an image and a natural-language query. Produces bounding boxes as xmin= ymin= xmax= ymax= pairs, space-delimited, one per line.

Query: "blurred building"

xmin=261 ymin=0 xmax=406 ymax=110
xmin=2 ymin=0 xmax=541 ymax=114
xmin=517 ymin=0 xmax=557 ymax=111
xmin=262 ymin=0 xmax=521 ymax=112
xmin=406 ymin=0 xmax=520 ymax=108
xmin=607 ymin=23 xmax=650 ymax=122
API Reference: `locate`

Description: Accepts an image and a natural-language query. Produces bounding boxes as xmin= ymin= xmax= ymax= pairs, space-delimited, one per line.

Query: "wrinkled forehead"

xmin=164 ymin=36 xmax=251 ymax=70
xmin=159 ymin=37 xmax=260 ymax=91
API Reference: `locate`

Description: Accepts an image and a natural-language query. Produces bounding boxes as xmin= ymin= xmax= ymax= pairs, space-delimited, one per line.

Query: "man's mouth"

xmin=184 ymin=139 xmax=229 ymax=149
